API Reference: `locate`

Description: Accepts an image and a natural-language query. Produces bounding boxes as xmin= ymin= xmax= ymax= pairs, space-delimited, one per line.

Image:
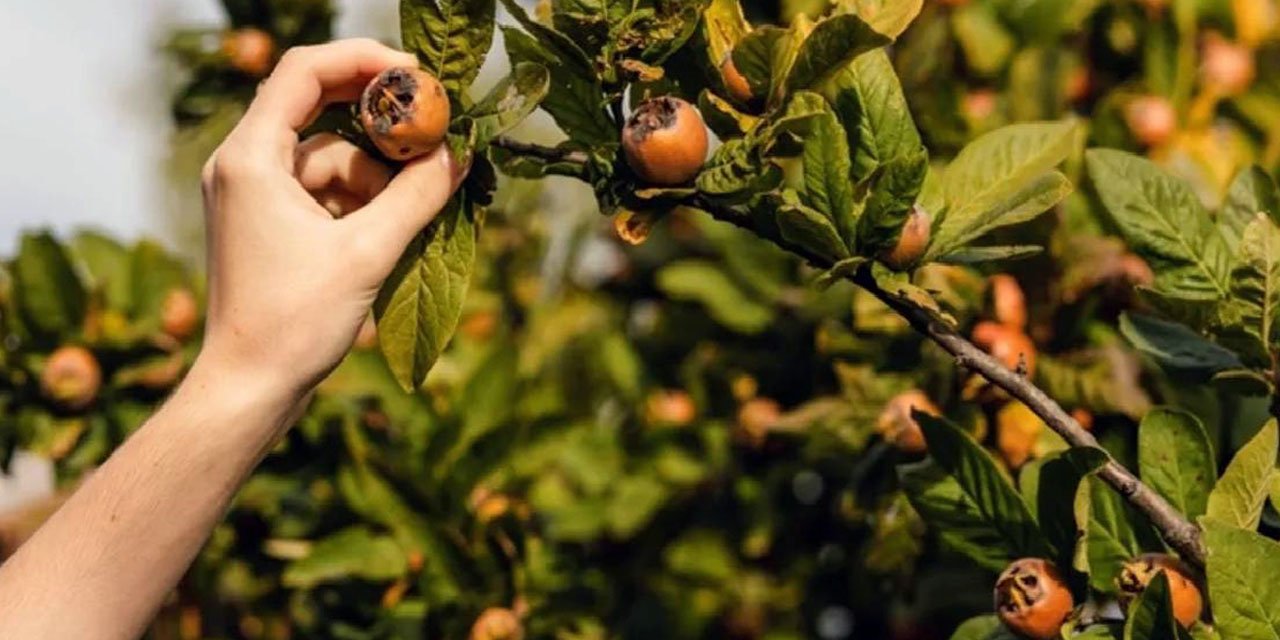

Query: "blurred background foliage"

xmin=3 ymin=0 xmax=1280 ymax=638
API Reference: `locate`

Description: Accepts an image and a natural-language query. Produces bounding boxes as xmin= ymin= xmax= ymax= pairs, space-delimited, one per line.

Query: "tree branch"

xmin=490 ymin=136 xmax=590 ymax=165
xmin=686 ymin=194 xmax=1207 ymax=568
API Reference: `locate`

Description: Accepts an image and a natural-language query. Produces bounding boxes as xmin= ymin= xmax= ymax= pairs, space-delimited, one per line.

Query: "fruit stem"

xmin=685 ymin=193 xmax=1208 ymax=569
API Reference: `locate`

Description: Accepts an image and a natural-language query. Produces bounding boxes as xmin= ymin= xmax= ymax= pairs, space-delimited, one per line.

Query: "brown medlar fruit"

xmin=720 ymin=53 xmax=755 ymax=106
xmin=876 ymin=389 xmax=941 ymax=455
xmin=160 ymin=287 xmax=200 ymax=341
xmin=622 ymin=96 xmax=709 ymax=186
xmin=1117 ymin=554 xmax=1203 ymax=628
xmin=988 ymin=274 xmax=1027 ymax=331
xmin=994 ymin=558 xmax=1075 ymax=640
xmin=360 ymin=67 xmax=451 ymax=161
xmin=1124 ymin=95 xmax=1177 ymax=148
xmin=469 ymin=607 xmax=524 ymax=640
xmin=41 ymin=346 xmax=102 ymax=411
xmin=879 ymin=205 xmax=932 ymax=271
xmin=222 ymin=28 xmax=275 ymax=76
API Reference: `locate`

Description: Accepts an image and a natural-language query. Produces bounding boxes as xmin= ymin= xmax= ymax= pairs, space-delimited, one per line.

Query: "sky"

xmin=0 ymin=0 xmax=400 ymax=256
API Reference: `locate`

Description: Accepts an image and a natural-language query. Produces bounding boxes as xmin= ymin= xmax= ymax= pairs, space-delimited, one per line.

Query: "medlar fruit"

xmin=41 ymin=346 xmax=102 ymax=411
xmin=360 ymin=67 xmax=451 ymax=161
xmin=879 ymin=205 xmax=932 ymax=271
xmin=876 ymin=389 xmax=940 ymax=455
xmin=1117 ymin=553 xmax=1203 ymax=628
xmin=622 ymin=96 xmax=708 ymax=186
xmin=994 ymin=558 xmax=1074 ymax=640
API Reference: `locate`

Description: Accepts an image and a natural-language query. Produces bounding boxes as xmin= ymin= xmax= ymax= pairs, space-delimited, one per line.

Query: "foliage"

xmin=4 ymin=0 xmax=1280 ymax=638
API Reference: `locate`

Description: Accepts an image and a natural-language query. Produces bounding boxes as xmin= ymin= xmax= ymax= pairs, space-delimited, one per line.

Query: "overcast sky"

xmin=0 ymin=0 xmax=401 ymax=256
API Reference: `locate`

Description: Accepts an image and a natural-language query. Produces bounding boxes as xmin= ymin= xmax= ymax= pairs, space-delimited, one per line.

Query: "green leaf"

xmin=1206 ymin=419 xmax=1277 ymax=531
xmin=696 ymin=138 xmax=780 ymax=200
xmin=129 ymin=240 xmax=188 ymax=326
xmin=1086 ymin=476 xmax=1163 ymax=593
xmin=1203 ymin=519 xmax=1280 ymax=640
xmin=12 ymin=232 xmax=86 ymax=337
xmin=656 ymin=259 xmax=773 ymax=334
xmin=929 ymin=122 xmax=1077 ymax=261
xmin=698 ymin=90 xmax=759 ymax=139
xmin=400 ymin=0 xmax=496 ymax=95
xmin=1086 ymin=149 xmax=1232 ymax=300
xmin=282 ymin=527 xmax=408 ymax=588
xmin=375 ymin=195 xmax=478 ymax=391
xmin=820 ymin=49 xmax=926 ymax=248
xmin=469 ymin=62 xmax=550 ymax=145
xmin=499 ymin=6 xmax=614 ymax=146
xmin=951 ymin=4 xmax=1015 ymax=77
xmin=70 ymin=231 xmax=132 ymax=311
xmin=933 ymin=171 xmax=1073 ymax=262
xmin=1036 ymin=447 xmax=1108 ymax=570
xmin=1119 ymin=313 xmax=1243 ymax=374
xmin=1123 ymin=572 xmax=1194 ymax=640
xmin=1221 ymin=166 xmax=1280 ymax=251
xmin=843 ymin=0 xmax=924 ymax=39
xmin=935 ymin=245 xmax=1043 ymax=265
xmin=1138 ymin=408 xmax=1215 ymax=519
xmin=948 ymin=614 xmax=1017 ymax=640
xmin=784 ymin=14 xmax=890 ymax=94
xmin=899 ymin=415 xmax=1049 ymax=571
xmin=701 ymin=0 xmax=751 ymax=67
xmin=607 ymin=474 xmax=669 ymax=537
xmin=792 ymin=93 xmax=858 ymax=247
xmin=1226 ymin=214 xmax=1280 ymax=364
xmin=777 ymin=201 xmax=852 ymax=262
xmin=730 ymin=26 xmax=790 ymax=105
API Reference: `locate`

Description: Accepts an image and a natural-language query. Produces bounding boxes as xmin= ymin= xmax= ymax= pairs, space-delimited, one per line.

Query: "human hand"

xmin=198 ymin=39 xmax=466 ymax=399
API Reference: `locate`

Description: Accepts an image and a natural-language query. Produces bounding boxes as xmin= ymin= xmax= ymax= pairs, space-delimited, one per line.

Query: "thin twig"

xmin=686 ymin=194 xmax=1207 ymax=568
xmin=490 ymin=136 xmax=590 ymax=165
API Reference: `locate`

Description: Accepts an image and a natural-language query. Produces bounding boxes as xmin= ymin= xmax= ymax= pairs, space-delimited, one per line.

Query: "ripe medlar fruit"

xmin=994 ymin=558 xmax=1074 ymax=640
xmin=1117 ymin=554 xmax=1203 ymax=628
xmin=221 ymin=28 xmax=275 ymax=77
xmin=41 ymin=346 xmax=102 ymax=411
xmin=160 ymin=287 xmax=200 ymax=341
xmin=646 ymin=389 xmax=697 ymax=426
xmin=971 ymin=321 xmax=1037 ymax=376
xmin=1200 ymin=33 xmax=1255 ymax=96
xmin=988 ymin=274 xmax=1027 ymax=331
xmin=469 ymin=607 xmax=524 ymax=640
xmin=720 ymin=53 xmax=755 ymax=106
xmin=879 ymin=205 xmax=932 ymax=271
xmin=622 ymin=96 xmax=709 ymax=186
xmin=359 ymin=67 xmax=451 ymax=161
xmin=876 ymin=389 xmax=941 ymax=455
xmin=1124 ymin=95 xmax=1177 ymax=148
xmin=736 ymin=396 xmax=782 ymax=447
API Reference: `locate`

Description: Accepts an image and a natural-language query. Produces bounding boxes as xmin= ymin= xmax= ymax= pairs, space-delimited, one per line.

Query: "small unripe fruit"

xmin=221 ymin=28 xmax=275 ymax=77
xmin=994 ymin=558 xmax=1074 ymax=640
xmin=622 ymin=96 xmax=708 ymax=186
xmin=646 ymin=389 xmax=696 ymax=426
xmin=1117 ymin=554 xmax=1203 ymax=628
xmin=988 ymin=274 xmax=1027 ymax=331
xmin=720 ymin=54 xmax=754 ymax=106
xmin=1200 ymin=34 xmax=1255 ymax=96
xmin=160 ymin=287 xmax=200 ymax=341
xmin=469 ymin=607 xmax=523 ymax=640
xmin=41 ymin=346 xmax=102 ymax=411
xmin=876 ymin=390 xmax=941 ymax=455
xmin=879 ymin=206 xmax=932 ymax=270
xmin=360 ymin=67 xmax=451 ymax=161
xmin=1071 ymin=408 xmax=1094 ymax=431
xmin=1124 ymin=96 xmax=1177 ymax=148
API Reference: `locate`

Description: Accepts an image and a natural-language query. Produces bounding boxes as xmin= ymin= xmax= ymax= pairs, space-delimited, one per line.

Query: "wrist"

xmin=176 ymin=351 xmax=307 ymax=434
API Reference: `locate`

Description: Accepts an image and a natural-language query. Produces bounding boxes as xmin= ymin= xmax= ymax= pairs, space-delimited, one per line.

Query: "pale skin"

xmin=0 ymin=39 xmax=465 ymax=639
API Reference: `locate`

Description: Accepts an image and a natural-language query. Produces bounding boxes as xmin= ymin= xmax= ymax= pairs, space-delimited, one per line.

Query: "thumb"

xmin=341 ymin=145 xmax=468 ymax=264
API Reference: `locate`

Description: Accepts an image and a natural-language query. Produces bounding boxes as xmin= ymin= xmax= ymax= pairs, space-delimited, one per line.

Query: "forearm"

xmin=0 ymin=358 xmax=300 ymax=640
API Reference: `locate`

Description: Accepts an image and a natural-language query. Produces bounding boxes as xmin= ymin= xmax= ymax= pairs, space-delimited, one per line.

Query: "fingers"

xmin=340 ymin=145 xmax=468 ymax=265
xmin=294 ymin=134 xmax=393 ymax=205
xmin=238 ymin=39 xmax=418 ymax=157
